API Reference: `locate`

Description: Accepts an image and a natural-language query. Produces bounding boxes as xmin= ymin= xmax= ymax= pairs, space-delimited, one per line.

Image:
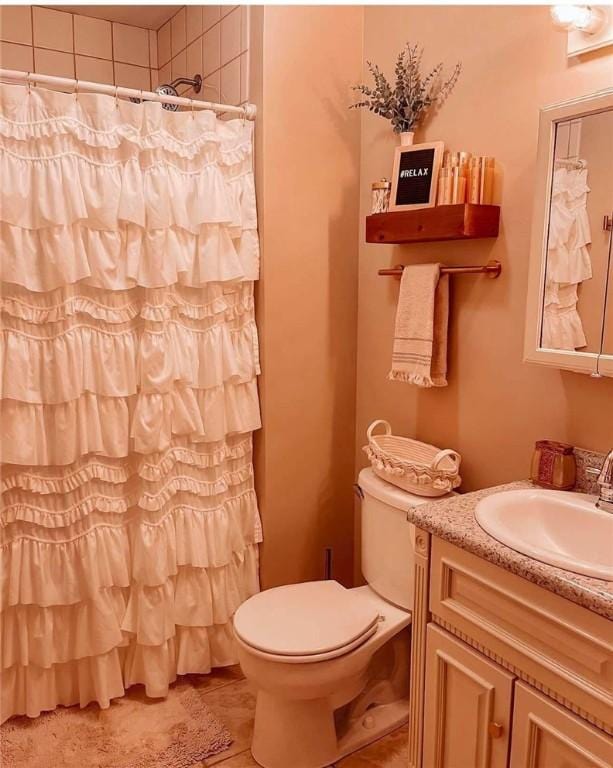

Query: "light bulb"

xmin=550 ymin=5 xmax=606 ymax=34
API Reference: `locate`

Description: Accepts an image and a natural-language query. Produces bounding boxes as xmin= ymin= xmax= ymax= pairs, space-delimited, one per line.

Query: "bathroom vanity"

xmin=405 ymin=482 xmax=612 ymax=768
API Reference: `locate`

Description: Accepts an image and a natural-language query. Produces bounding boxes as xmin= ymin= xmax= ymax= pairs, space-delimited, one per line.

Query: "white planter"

xmin=399 ymin=131 xmax=415 ymax=146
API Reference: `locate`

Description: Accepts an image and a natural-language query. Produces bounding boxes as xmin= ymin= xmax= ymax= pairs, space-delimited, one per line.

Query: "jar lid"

xmin=372 ymin=178 xmax=391 ymax=190
xmin=535 ymin=440 xmax=574 ymax=455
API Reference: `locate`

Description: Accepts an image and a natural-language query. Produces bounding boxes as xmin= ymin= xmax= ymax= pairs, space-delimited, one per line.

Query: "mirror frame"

xmin=597 ymin=232 xmax=613 ymax=377
xmin=524 ymin=88 xmax=613 ymax=375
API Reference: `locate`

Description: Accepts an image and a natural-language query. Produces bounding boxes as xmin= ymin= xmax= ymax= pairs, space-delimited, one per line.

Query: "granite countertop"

xmin=406 ymin=480 xmax=613 ymax=621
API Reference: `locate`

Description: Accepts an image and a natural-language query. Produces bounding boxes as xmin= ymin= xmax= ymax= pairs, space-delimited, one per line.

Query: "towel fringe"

xmin=388 ymin=370 xmax=435 ymax=387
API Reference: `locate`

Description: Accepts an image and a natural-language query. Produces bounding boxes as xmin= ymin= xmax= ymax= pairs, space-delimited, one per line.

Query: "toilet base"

xmin=238 ymin=589 xmax=412 ymax=768
xmin=251 ymin=694 xmax=409 ymax=768
xmin=337 ymin=697 xmax=410 ymax=760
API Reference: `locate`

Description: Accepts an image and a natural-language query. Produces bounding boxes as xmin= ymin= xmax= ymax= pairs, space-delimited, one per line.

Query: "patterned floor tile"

xmin=335 ymin=725 xmax=408 ymax=768
xmin=212 ymin=749 xmax=259 ymax=766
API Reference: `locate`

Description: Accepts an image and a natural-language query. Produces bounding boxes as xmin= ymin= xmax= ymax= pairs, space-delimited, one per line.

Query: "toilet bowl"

xmin=234 ymin=468 xmax=454 ymax=768
xmin=235 ymin=582 xmax=411 ymax=768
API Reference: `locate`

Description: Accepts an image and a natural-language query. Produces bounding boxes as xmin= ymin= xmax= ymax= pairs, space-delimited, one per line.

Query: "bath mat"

xmin=0 ymin=681 xmax=233 ymax=768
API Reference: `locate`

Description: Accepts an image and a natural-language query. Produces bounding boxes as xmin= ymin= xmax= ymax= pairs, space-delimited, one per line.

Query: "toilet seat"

xmin=233 ymin=581 xmax=381 ymax=663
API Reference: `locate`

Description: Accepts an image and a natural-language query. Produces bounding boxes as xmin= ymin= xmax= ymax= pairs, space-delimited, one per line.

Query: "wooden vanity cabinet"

xmin=510 ymin=682 xmax=613 ymax=768
xmin=411 ymin=533 xmax=613 ymax=768
xmin=423 ymin=624 xmax=514 ymax=768
xmin=422 ymin=625 xmax=613 ymax=768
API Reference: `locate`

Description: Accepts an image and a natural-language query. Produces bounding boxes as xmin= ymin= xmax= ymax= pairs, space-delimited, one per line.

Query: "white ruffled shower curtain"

xmin=0 ymin=84 xmax=262 ymax=722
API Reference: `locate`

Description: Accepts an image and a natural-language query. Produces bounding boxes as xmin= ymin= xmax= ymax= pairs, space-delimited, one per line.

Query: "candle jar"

xmin=371 ymin=179 xmax=391 ymax=214
xmin=530 ymin=440 xmax=576 ymax=490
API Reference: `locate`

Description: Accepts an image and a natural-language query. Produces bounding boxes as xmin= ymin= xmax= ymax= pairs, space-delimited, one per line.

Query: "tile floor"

xmin=200 ymin=666 xmax=408 ymax=768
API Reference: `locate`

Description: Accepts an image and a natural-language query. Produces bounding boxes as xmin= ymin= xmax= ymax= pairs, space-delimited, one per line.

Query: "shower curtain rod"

xmin=0 ymin=68 xmax=257 ymax=120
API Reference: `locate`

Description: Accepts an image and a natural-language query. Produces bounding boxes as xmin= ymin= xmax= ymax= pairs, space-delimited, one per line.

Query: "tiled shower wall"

xmin=0 ymin=6 xmax=155 ymax=89
xmin=0 ymin=5 xmax=250 ymax=106
xmin=155 ymin=6 xmax=250 ymax=106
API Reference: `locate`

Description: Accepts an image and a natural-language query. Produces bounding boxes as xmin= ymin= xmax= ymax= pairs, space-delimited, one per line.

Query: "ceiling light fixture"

xmin=551 ymin=5 xmax=607 ymax=34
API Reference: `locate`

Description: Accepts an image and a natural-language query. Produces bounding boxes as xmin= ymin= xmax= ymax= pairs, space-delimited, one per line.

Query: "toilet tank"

xmin=358 ymin=467 xmax=441 ymax=611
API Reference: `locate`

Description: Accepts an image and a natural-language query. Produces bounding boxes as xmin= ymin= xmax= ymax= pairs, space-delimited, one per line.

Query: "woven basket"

xmin=363 ymin=420 xmax=461 ymax=497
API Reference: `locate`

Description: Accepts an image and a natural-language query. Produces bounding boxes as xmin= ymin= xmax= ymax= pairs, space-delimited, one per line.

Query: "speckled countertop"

xmin=406 ymin=481 xmax=613 ymax=621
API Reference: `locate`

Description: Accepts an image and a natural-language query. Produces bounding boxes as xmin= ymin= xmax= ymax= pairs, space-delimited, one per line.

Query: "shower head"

xmin=155 ymin=82 xmax=179 ymax=110
xmin=155 ymin=74 xmax=202 ymax=111
xmin=129 ymin=74 xmax=203 ymax=110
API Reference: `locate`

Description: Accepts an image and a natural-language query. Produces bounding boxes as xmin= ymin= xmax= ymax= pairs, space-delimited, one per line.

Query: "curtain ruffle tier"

xmin=543 ymin=166 xmax=591 ymax=351
xmin=0 ymin=84 xmax=262 ymax=722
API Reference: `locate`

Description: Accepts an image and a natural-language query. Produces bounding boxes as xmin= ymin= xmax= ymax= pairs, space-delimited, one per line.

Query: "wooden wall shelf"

xmin=365 ymin=203 xmax=500 ymax=244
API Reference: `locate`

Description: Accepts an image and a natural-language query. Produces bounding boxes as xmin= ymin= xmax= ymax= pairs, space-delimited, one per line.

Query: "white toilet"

xmin=234 ymin=468 xmax=451 ymax=768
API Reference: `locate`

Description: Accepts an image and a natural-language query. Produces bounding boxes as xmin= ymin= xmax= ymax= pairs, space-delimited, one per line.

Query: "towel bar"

xmin=378 ymin=260 xmax=502 ymax=279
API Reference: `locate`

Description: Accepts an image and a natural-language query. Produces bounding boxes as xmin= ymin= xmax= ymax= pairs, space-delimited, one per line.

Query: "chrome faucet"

xmin=596 ymin=449 xmax=613 ymax=512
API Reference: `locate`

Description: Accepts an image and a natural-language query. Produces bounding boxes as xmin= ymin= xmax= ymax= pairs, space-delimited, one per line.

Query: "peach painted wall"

xmin=355 ymin=5 xmax=613 ymax=513
xmin=251 ymin=6 xmax=363 ymax=588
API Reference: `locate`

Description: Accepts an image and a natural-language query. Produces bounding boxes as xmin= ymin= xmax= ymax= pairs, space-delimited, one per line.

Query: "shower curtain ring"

xmin=74 ymin=79 xmax=79 ymax=100
xmin=114 ymin=85 xmax=119 ymax=109
xmin=26 ymin=73 xmax=32 ymax=95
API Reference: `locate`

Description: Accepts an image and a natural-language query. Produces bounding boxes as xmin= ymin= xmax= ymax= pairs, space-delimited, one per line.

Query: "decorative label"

xmin=395 ymin=148 xmax=435 ymax=206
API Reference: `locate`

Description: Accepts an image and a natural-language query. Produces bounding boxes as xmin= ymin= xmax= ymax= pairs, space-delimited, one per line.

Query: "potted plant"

xmin=351 ymin=44 xmax=462 ymax=145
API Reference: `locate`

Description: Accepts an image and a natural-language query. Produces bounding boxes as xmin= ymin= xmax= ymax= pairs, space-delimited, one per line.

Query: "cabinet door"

xmin=423 ymin=624 xmax=514 ymax=768
xmin=510 ymin=682 xmax=613 ymax=768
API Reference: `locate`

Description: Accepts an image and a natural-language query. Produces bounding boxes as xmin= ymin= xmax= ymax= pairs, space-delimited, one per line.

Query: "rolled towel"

xmin=389 ymin=263 xmax=449 ymax=387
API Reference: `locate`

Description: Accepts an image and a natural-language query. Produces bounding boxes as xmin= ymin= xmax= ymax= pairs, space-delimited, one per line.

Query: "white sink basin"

xmin=475 ymin=489 xmax=613 ymax=580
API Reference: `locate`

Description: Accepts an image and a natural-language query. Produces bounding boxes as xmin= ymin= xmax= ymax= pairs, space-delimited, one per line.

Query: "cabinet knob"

xmin=488 ymin=722 xmax=503 ymax=739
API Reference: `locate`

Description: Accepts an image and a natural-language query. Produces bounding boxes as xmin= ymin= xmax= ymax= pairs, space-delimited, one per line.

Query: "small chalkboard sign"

xmin=389 ymin=141 xmax=444 ymax=212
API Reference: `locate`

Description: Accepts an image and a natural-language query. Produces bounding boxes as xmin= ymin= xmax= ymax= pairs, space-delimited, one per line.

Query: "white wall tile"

xmin=33 ymin=7 xmax=73 ymax=53
xmin=186 ymin=6 xmax=203 ymax=45
xmin=171 ymin=7 xmax=186 ymax=57
xmin=203 ymin=5 xmax=221 ymax=32
xmin=158 ymin=62 xmax=171 ymax=88
xmin=34 ymin=47 xmax=75 ymax=78
xmin=157 ymin=20 xmax=171 ymax=67
xmin=202 ymin=68 xmax=220 ymax=102
xmin=0 ymin=40 xmax=33 ymax=70
xmin=186 ymin=38 xmax=202 ymax=80
xmin=240 ymin=50 xmax=248 ymax=103
xmin=113 ymin=23 xmax=149 ymax=67
xmin=149 ymin=30 xmax=158 ymax=69
xmin=171 ymin=48 xmax=186 ymax=83
xmin=202 ymin=23 xmax=220 ymax=76
xmin=240 ymin=5 xmax=249 ymax=54
xmin=74 ymin=15 xmax=112 ymax=60
xmin=221 ymin=8 xmax=241 ymax=65
xmin=114 ymin=62 xmax=150 ymax=90
xmin=0 ymin=6 xmax=32 ymax=45
xmin=220 ymin=56 xmax=240 ymax=105
xmin=75 ymin=55 xmax=113 ymax=85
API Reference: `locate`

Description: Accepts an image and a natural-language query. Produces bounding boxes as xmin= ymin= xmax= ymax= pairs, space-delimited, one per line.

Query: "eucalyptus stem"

xmin=351 ymin=43 xmax=462 ymax=134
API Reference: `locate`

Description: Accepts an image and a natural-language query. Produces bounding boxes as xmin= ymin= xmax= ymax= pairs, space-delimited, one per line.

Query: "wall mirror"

xmin=524 ymin=89 xmax=613 ymax=376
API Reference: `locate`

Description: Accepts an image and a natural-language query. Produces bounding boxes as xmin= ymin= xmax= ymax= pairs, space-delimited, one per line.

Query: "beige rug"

xmin=0 ymin=683 xmax=233 ymax=768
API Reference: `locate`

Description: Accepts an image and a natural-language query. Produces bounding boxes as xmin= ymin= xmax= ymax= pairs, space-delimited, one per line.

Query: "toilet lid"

xmin=233 ymin=581 xmax=381 ymax=659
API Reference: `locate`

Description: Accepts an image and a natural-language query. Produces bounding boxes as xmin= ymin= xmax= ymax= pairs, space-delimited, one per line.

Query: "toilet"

xmin=234 ymin=468 xmax=453 ymax=768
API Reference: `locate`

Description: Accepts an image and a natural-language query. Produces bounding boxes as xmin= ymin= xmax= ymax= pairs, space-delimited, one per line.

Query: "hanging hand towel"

xmin=389 ymin=263 xmax=449 ymax=387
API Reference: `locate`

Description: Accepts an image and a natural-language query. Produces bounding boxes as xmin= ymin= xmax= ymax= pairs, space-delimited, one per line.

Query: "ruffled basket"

xmin=363 ymin=420 xmax=461 ymax=496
